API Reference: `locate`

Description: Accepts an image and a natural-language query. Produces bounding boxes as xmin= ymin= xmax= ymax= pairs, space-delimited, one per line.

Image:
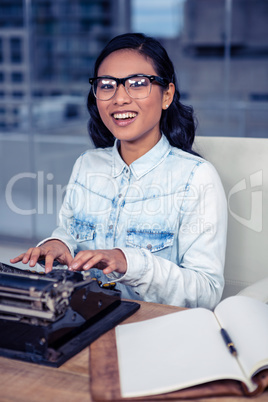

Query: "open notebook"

xmin=115 ymin=296 xmax=268 ymax=398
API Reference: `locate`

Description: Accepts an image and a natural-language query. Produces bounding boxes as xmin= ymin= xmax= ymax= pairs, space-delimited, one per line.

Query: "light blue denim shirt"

xmin=43 ymin=134 xmax=227 ymax=309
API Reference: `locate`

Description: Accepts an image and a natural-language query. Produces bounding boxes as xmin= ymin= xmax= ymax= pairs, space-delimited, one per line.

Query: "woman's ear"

xmin=162 ymin=83 xmax=175 ymax=110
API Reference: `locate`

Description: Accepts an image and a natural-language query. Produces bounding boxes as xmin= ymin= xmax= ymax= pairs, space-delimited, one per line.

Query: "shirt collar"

xmin=112 ymin=135 xmax=171 ymax=179
xmin=112 ymin=141 xmax=126 ymax=177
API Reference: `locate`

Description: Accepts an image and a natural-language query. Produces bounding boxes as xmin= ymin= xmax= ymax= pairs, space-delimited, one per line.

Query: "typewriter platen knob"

xmin=101 ymin=282 xmax=116 ymax=290
xmin=90 ymin=278 xmax=117 ymax=290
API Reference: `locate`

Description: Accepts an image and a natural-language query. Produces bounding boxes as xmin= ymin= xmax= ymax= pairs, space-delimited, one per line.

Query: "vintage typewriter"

xmin=0 ymin=262 xmax=139 ymax=367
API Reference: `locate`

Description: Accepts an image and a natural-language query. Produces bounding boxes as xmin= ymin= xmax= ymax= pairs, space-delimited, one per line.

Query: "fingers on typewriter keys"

xmin=11 ymin=241 xmax=73 ymax=274
xmin=68 ymin=249 xmax=127 ymax=275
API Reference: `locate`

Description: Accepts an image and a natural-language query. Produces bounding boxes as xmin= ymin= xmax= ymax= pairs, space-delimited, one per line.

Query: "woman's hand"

xmin=68 ymin=249 xmax=127 ymax=275
xmin=10 ymin=240 xmax=73 ymax=273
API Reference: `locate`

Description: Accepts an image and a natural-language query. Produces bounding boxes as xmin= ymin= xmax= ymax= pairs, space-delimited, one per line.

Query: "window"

xmin=11 ymin=72 xmax=23 ymax=82
xmin=12 ymin=91 xmax=24 ymax=98
xmin=0 ymin=39 xmax=3 ymax=62
xmin=10 ymin=38 xmax=23 ymax=63
xmin=0 ymin=1 xmax=23 ymax=27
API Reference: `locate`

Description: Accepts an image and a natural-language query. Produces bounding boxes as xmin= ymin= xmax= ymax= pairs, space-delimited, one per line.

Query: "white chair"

xmin=194 ymin=136 xmax=268 ymax=303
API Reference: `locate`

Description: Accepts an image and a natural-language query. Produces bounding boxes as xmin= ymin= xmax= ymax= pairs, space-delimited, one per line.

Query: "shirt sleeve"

xmin=108 ymin=161 xmax=228 ymax=310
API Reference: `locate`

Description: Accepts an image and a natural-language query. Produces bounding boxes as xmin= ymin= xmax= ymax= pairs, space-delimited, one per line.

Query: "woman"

xmin=11 ymin=33 xmax=227 ymax=309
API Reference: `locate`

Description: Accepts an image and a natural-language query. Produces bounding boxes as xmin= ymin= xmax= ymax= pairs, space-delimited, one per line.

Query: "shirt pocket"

xmin=68 ymin=219 xmax=96 ymax=243
xmin=126 ymin=229 xmax=174 ymax=257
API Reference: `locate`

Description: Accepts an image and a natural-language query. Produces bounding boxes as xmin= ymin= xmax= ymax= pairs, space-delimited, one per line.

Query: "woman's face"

xmin=96 ymin=49 xmax=171 ymax=153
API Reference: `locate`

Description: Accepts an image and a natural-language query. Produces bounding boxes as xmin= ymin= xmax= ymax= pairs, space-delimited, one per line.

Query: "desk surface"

xmin=0 ymin=300 xmax=267 ymax=402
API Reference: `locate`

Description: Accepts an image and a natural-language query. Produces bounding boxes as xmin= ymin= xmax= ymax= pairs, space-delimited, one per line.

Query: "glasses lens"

xmin=126 ymin=76 xmax=151 ymax=99
xmin=94 ymin=78 xmax=117 ymax=100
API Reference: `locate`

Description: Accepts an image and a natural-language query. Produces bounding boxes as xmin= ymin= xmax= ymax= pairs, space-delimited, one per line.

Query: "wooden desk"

xmin=0 ymin=300 xmax=267 ymax=402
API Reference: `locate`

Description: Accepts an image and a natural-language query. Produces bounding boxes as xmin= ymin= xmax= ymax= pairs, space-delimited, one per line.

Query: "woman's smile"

xmin=111 ymin=110 xmax=138 ymax=126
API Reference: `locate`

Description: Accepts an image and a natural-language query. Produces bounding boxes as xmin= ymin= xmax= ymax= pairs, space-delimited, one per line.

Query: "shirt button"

xmin=109 ymin=224 xmax=113 ymax=230
xmin=125 ymin=168 xmax=129 ymax=174
xmin=118 ymin=193 xmax=122 ymax=198
xmin=147 ymin=244 xmax=152 ymax=250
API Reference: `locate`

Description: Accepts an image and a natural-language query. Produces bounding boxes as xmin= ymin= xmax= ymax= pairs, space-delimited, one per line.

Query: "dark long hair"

xmin=87 ymin=33 xmax=197 ymax=154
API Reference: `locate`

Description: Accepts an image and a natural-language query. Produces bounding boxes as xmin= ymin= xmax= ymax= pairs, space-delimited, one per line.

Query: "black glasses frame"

xmin=88 ymin=74 xmax=169 ymax=100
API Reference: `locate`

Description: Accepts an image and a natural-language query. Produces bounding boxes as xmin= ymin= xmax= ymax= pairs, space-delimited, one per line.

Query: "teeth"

xmin=113 ymin=112 xmax=137 ymax=119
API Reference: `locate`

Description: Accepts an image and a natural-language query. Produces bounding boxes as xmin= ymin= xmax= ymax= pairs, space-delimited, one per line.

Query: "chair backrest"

xmin=193 ymin=136 xmax=268 ymax=299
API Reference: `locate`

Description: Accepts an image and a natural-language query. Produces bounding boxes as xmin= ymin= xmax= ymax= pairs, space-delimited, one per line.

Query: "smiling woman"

xmin=11 ymin=33 xmax=227 ymax=310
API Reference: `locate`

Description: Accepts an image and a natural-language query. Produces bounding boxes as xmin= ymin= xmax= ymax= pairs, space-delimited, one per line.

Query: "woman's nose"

xmin=113 ymin=84 xmax=131 ymax=104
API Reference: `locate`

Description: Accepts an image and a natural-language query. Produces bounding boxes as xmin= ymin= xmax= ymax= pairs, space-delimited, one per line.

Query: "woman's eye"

xmin=100 ymin=84 xmax=114 ymax=90
xmin=97 ymin=79 xmax=115 ymax=91
xmin=130 ymin=81 xmax=143 ymax=88
xmin=129 ymin=78 xmax=148 ymax=88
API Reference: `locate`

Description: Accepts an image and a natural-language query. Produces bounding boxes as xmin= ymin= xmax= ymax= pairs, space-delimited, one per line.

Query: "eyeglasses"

xmin=89 ymin=74 xmax=169 ymax=101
